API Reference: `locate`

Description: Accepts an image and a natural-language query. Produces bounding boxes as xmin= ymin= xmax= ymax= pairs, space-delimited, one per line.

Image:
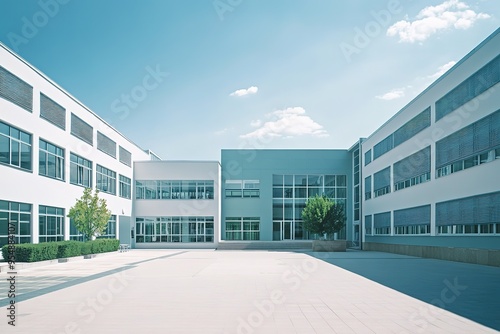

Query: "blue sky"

xmin=0 ymin=0 xmax=499 ymax=160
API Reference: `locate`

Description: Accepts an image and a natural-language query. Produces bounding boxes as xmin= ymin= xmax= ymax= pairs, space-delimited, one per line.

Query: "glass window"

xmin=119 ymin=175 xmax=131 ymax=199
xmin=225 ymin=180 xmax=259 ymax=198
xmin=135 ymin=216 xmax=214 ymax=243
xmin=38 ymin=205 xmax=64 ymax=242
xmin=39 ymin=139 xmax=64 ymax=180
xmin=70 ymin=153 xmax=92 ymax=188
xmin=0 ymin=200 xmax=32 ymax=247
xmin=96 ymin=165 xmax=116 ymax=195
xmin=98 ymin=215 xmax=116 ymax=239
xmin=0 ymin=121 xmax=32 ymax=171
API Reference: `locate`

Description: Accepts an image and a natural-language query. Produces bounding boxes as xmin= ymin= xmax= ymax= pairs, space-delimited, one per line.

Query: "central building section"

xmin=221 ymin=149 xmax=353 ymax=242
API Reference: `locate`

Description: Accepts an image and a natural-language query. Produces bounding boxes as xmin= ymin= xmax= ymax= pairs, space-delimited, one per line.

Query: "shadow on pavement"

xmin=308 ymin=250 xmax=500 ymax=331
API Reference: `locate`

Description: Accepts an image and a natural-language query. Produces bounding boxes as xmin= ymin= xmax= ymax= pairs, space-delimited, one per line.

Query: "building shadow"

xmin=306 ymin=250 xmax=500 ymax=331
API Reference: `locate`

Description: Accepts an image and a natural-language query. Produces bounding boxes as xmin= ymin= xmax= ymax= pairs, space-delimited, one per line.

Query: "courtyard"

xmin=0 ymin=250 xmax=499 ymax=333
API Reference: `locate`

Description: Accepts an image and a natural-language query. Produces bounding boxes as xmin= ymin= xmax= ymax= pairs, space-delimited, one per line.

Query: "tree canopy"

xmin=67 ymin=188 xmax=111 ymax=241
xmin=301 ymin=195 xmax=345 ymax=239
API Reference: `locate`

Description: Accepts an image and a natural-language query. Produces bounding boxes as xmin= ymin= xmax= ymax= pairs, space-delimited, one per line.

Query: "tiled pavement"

xmin=0 ymin=250 xmax=498 ymax=333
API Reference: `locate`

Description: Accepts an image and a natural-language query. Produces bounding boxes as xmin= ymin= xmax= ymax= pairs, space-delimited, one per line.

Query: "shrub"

xmin=80 ymin=242 xmax=93 ymax=255
xmin=1 ymin=239 xmax=120 ymax=263
xmin=1 ymin=243 xmax=14 ymax=262
xmin=88 ymin=239 xmax=120 ymax=254
xmin=2 ymin=243 xmax=59 ymax=262
xmin=56 ymin=241 xmax=82 ymax=258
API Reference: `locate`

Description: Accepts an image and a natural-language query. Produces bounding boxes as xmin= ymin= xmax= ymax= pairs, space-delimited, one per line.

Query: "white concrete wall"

xmin=0 ymin=44 xmax=150 ymax=243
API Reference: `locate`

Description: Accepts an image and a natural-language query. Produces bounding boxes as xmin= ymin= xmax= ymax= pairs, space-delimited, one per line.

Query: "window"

xmin=364 ymin=149 xmax=372 ymax=166
xmin=436 ymin=110 xmax=500 ymax=178
xmin=40 ymin=93 xmax=66 ymax=130
xmin=71 ymin=113 xmax=93 ymax=145
xmin=272 ymin=174 xmax=348 ymax=240
xmin=374 ymin=212 xmax=391 ymax=235
xmin=373 ymin=134 xmax=394 ymax=160
xmin=96 ymin=165 xmax=116 ymax=195
xmin=39 ymin=139 xmax=65 ymax=181
xmin=364 ymin=176 xmax=372 ymax=200
xmin=119 ymin=175 xmax=132 ymax=199
xmin=135 ymin=216 xmax=214 ymax=243
xmin=70 ymin=153 xmax=92 ymax=188
xmin=436 ymin=191 xmax=500 ymax=234
xmin=393 ymin=107 xmax=431 ymax=147
xmin=225 ymin=180 xmax=260 ymax=198
xmin=0 ymin=200 xmax=31 ymax=247
xmin=38 ymin=205 xmax=64 ymax=242
xmin=119 ymin=146 xmax=132 ymax=166
xmin=135 ymin=180 xmax=214 ymax=199
xmin=373 ymin=167 xmax=390 ymax=198
xmin=436 ymin=55 xmax=500 ymax=121
xmin=393 ymin=147 xmax=431 ymax=191
xmin=0 ymin=66 xmax=33 ymax=112
xmin=69 ymin=218 xmax=83 ymax=241
xmin=225 ymin=217 xmax=260 ymax=240
xmin=393 ymin=205 xmax=430 ymax=235
xmin=0 ymin=121 xmax=31 ymax=171
xmin=98 ymin=215 xmax=116 ymax=239
xmin=365 ymin=215 xmax=372 ymax=236
xmin=97 ymin=132 xmax=116 ymax=158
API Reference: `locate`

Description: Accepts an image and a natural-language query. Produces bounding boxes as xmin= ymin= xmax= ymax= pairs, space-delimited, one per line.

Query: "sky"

xmin=0 ymin=0 xmax=499 ymax=160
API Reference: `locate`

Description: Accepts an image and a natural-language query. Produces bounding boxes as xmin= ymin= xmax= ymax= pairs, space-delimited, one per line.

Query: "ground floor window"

xmin=0 ymin=200 xmax=31 ymax=247
xmin=374 ymin=227 xmax=391 ymax=235
xmin=98 ymin=215 xmax=117 ymax=239
xmin=39 ymin=205 xmax=64 ymax=242
xmin=136 ymin=216 xmax=214 ymax=243
xmin=69 ymin=218 xmax=83 ymax=241
xmin=225 ymin=217 xmax=260 ymax=240
xmin=438 ymin=223 xmax=500 ymax=235
xmin=394 ymin=224 xmax=430 ymax=235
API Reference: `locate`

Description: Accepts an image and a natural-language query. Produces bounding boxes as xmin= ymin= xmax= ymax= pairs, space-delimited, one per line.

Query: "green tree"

xmin=67 ymin=188 xmax=111 ymax=241
xmin=301 ymin=195 xmax=346 ymax=240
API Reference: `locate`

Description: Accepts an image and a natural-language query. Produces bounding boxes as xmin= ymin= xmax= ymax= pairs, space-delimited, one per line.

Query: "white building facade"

xmin=0 ymin=42 xmax=150 ymax=247
xmin=361 ymin=28 xmax=500 ymax=264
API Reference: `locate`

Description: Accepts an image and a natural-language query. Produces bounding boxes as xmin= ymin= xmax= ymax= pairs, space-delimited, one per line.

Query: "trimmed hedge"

xmin=56 ymin=241 xmax=82 ymax=258
xmin=1 ymin=239 xmax=121 ymax=263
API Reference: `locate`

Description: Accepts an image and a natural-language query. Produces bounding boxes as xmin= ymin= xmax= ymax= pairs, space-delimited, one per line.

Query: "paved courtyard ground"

xmin=0 ymin=250 xmax=499 ymax=333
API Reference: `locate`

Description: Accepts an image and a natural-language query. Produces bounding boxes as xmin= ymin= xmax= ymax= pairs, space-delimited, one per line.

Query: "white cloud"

xmin=387 ymin=0 xmax=490 ymax=43
xmin=376 ymin=88 xmax=405 ymax=101
xmin=240 ymin=107 xmax=328 ymax=139
xmin=229 ymin=86 xmax=259 ymax=97
xmin=428 ymin=61 xmax=457 ymax=79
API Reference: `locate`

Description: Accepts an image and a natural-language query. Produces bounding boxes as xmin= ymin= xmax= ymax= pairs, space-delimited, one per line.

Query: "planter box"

xmin=312 ymin=240 xmax=347 ymax=252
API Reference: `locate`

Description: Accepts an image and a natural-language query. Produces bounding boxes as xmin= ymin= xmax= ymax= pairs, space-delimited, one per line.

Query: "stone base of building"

xmin=312 ymin=240 xmax=347 ymax=252
xmin=363 ymin=242 xmax=500 ymax=267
